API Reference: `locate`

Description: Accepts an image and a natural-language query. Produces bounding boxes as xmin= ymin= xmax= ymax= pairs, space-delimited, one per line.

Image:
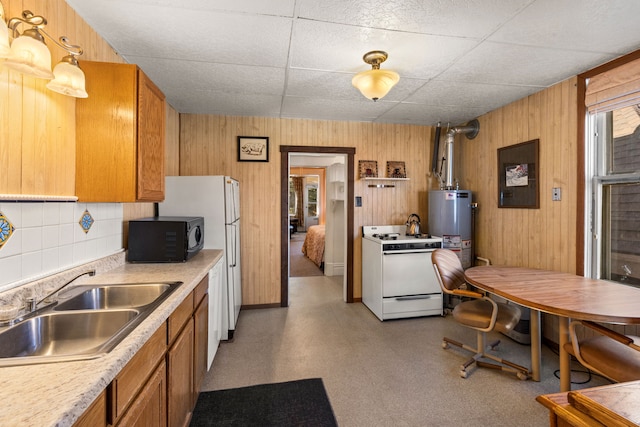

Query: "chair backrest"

xmin=432 ymin=249 xmax=467 ymax=292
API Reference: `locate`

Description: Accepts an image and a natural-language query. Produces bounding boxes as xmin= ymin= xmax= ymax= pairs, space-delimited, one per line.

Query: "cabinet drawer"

xmin=110 ymin=323 xmax=167 ymax=423
xmin=168 ymin=291 xmax=194 ymax=344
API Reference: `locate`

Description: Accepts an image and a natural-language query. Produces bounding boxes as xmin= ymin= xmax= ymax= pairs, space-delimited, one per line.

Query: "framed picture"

xmin=238 ymin=136 xmax=269 ymax=162
xmin=497 ymin=139 xmax=539 ymax=208
xmin=358 ymin=160 xmax=378 ymax=178
xmin=386 ymin=161 xmax=406 ymax=178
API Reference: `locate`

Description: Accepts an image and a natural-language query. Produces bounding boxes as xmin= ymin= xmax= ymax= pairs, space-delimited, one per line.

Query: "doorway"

xmin=279 ymin=146 xmax=355 ymax=307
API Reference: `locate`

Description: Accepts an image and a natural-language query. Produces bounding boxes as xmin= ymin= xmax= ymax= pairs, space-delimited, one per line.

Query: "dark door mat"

xmin=190 ymin=378 xmax=338 ymax=426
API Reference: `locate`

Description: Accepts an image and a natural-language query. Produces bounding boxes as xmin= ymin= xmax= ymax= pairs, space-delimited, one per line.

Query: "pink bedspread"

xmin=302 ymin=225 xmax=325 ymax=267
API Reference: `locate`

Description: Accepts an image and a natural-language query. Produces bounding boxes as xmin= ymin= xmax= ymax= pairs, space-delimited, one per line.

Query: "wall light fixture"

xmin=0 ymin=3 xmax=87 ymax=98
xmin=352 ymin=51 xmax=399 ymax=102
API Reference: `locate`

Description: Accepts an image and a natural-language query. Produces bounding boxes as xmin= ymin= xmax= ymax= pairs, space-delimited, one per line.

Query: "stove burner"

xmin=372 ymin=233 xmax=399 ymax=240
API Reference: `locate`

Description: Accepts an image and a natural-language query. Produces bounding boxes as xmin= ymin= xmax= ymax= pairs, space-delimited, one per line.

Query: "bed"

xmin=302 ymin=225 xmax=325 ymax=267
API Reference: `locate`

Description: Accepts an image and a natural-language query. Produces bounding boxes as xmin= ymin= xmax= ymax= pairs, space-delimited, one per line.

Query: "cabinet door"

xmin=117 ymin=360 xmax=167 ymax=427
xmin=73 ymin=390 xmax=106 ymax=427
xmin=167 ymin=318 xmax=194 ymax=427
xmin=136 ymin=71 xmax=165 ymax=201
xmin=194 ymin=293 xmax=209 ymax=401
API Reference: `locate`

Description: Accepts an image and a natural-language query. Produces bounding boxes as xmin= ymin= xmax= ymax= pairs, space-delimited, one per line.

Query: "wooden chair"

xmin=566 ymin=320 xmax=640 ymax=383
xmin=431 ymin=249 xmax=530 ymax=380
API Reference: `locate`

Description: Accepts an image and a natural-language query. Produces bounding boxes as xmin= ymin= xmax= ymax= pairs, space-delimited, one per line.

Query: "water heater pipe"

xmin=440 ymin=119 xmax=479 ymax=190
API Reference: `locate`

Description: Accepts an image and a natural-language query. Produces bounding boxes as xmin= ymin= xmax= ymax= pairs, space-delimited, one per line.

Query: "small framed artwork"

xmin=497 ymin=139 xmax=539 ymax=208
xmin=358 ymin=160 xmax=378 ymax=178
xmin=386 ymin=161 xmax=406 ymax=178
xmin=238 ymin=136 xmax=269 ymax=162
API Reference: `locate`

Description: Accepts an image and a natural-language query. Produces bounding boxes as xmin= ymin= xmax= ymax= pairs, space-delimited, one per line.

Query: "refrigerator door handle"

xmin=230 ymin=224 xmax=237 ymax=267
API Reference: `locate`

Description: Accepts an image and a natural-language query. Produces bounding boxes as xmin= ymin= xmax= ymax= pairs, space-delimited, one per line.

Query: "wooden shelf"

xmin=363 ymin=177 xmax=410 ymax=188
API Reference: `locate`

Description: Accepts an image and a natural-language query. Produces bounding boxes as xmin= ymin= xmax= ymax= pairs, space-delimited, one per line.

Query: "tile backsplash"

xmin=0 ymin=202 xmax=123 ymax=292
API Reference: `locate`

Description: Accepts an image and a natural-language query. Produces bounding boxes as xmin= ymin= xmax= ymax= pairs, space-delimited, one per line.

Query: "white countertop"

xmin=0 ymin=249 xmax=223 ymax=427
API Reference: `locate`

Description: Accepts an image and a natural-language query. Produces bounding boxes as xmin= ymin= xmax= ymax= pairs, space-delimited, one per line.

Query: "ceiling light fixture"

xmin=0 ymin=4 xmax=88 ymax=98
xmin=352 ymin=50 xmax=399 ymax=102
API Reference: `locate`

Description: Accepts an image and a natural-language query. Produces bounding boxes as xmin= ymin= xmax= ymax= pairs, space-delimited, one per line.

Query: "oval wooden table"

xmin=464 ymin=266 xmax=640 ymax=391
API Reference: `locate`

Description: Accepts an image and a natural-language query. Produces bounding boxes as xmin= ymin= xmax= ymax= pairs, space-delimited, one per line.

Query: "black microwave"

xmin=128 ymin=216 xmax=204 ymax=262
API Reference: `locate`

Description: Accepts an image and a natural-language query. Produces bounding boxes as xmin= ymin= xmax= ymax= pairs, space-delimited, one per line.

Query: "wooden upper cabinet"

xmin=76 ymin=61 xmax=166 ymax=202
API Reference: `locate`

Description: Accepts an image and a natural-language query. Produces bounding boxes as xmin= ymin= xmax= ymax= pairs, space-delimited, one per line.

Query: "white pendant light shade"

xmin=0 ymin=17 xmax=10 ymax=58
xmin=352 ymin=68 xmax=400 ymax=101
xmin=352 ymin=50 xmax=400 ymax=101
xmin=3 ymin=29 xmax=54 ymax=79
xmin=47 ymin=58 xmax=88 ymax=98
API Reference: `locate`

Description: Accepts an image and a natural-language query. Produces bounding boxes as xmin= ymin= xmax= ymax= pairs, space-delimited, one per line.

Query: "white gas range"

xmin=362 ymin=225 xmax=443 ymax=321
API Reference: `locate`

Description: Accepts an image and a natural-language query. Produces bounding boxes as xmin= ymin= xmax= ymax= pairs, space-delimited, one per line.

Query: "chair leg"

xmin=442 ymin=332 xmax=530 ymax=380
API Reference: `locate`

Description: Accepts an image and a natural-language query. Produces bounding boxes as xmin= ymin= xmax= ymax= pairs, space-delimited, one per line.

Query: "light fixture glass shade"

xmin=3 ymin=30 xmax=54 ymax=79
xmin=0 ymin=18 xmax=10 ymax=58
xmin=352 ymin=69 xmax=400 ymax=101
xmin=47 ymin=59 xmax=88 ymax=97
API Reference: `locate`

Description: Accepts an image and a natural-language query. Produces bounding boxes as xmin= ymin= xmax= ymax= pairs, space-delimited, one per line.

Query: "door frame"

xmin=280 ymin=145 xmax=356 ymax=306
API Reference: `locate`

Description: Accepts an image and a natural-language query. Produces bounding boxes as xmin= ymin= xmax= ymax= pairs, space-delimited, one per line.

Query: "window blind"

xmin=585 ymin=56 xmax=640 ymax=113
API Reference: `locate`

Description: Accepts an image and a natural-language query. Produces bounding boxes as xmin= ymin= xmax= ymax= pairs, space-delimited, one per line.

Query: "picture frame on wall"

xmin=358 ymin=160 xmax=378 ymax=178
xmin=238 ymin=136 xmax=269 ymax=162
xmin=497 ymin=139 xmax=539 ymax=208
xmin=386 ymin=161 xmax=407 ymax=178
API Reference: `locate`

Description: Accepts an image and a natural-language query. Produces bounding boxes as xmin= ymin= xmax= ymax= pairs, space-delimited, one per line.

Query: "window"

xmin=587 ymin=105 xmax=640 ymax=286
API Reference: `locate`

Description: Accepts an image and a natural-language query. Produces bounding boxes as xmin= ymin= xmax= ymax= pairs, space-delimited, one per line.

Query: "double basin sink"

xmin=0 ymin=281 xmax=183 ymax=366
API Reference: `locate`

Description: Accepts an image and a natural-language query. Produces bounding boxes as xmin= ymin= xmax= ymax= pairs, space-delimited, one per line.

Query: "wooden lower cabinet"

xmin=118 ymin=360 xmax=167 ymax=427
xmin=77 ymin=276 xmax=210 ymax=427
xmin=167 ymin=317 xmax=195 ymax=427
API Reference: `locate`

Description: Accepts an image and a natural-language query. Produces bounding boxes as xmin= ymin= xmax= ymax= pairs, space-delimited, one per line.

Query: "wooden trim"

xmin=576 ymin=48 xmax=640 ymax=275
xmin=241 ymin=303 xmax=282 ymax=310
xmin=279 ymin=145 xmax=356 ymax=306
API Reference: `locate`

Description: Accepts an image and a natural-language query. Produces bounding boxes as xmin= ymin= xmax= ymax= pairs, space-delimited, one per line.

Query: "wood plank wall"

xmin=179 ymin=115 xmax=435 ymax=305
xmin=458 ymin=77 xmax=578 ymax=273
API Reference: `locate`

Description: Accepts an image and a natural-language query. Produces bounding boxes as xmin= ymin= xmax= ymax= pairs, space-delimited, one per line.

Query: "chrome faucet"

xmin=30 ymin=269 xmax=96 ymax=311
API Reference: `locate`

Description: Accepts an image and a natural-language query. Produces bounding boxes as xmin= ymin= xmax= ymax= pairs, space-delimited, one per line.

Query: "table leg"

xmin=559 ymin=317 xmax=571 ymax=392
xmin=530 ymin=309 xmax=541 ymax=381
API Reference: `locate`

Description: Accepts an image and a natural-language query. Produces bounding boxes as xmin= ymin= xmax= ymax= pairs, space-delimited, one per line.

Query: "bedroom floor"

xmin=290 ymin=231 xmax=324 ymax=277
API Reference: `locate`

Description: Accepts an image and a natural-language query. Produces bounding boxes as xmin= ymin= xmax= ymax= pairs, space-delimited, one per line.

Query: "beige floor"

xmin=202 ymin=275 xmax=610 ymax=426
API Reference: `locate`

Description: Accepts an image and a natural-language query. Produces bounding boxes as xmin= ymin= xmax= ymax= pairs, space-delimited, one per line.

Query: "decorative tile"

xmin=0 ymin=211 xmax=15 ymax=250
xmin=79 ymin=210 xmax=94 ymax=234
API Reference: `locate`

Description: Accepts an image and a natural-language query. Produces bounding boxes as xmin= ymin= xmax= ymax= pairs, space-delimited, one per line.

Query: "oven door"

xmin=382 ymin=250 xmax=440 ymax=297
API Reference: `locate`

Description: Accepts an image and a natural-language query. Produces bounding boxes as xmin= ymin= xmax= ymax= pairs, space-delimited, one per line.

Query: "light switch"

xmin=355 ymin=196 xmax=362 ymax=207
xmin=552 ymin=187 xmax=561 ymax=201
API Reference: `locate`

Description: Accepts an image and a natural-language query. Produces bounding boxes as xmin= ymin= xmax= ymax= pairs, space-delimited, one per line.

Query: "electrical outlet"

xmin=552 ymin=187 xmax=561 ymax=201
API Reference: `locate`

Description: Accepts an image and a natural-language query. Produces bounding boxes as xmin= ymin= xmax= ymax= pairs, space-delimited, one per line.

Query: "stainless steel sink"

xmin=54 ymin=283 xmax=178 ymax=311
xmin=0 ymin=281 xmax=183 ymax=366
xmin=0 ymin=310 xmax=138 ymax=366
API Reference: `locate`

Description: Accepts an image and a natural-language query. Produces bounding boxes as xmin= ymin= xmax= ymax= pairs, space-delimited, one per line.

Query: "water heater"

xmin=428 ymin=190 xmax=473 ymax=268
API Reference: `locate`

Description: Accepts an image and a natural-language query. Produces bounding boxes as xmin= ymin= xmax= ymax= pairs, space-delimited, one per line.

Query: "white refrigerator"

xmin=159 ymin=176 xmax=241 ymax=342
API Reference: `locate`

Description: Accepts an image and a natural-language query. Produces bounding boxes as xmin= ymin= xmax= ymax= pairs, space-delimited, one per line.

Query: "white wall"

xmin=0 ymin=202 xmax=123 ymax=292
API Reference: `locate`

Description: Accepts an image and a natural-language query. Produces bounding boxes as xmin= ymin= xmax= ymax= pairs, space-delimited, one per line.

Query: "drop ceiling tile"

xmin=406 ymin=80 xmax=543 ymax=110
xmin=443 ymin=42 xmax=616 ymax=86
xmin=489 ymin=0 xmax=640 ymax=54
xmin=126 ymin=56 xmax=286 ymax=96
xmin=107 ymin=0 xmax=296 ymax=16
xmin=297 ymin=0 xmax=534 ymax=39
xmin=172 ymin=90 xmax=284 ymax=117
xmin=68 ymin=1 xmax=292 ymax=67
xmin=377 ymin=103 xmax=486 ymax=126
xmin=289 ymin=19 xmax=480 ymax=79
xmin=281 ymin=97 xmax=394 ymax=122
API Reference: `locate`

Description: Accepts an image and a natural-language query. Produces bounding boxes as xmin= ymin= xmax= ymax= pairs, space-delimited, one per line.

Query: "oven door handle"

xmin=382 ymin=250 xmax=436 ymax=255
xmin=393 ymin=295 xmax=437 ymax=301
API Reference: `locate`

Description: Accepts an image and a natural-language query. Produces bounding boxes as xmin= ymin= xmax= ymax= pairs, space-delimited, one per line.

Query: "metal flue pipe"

xmin=440 ymin=119 xmax=479 ymax=190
